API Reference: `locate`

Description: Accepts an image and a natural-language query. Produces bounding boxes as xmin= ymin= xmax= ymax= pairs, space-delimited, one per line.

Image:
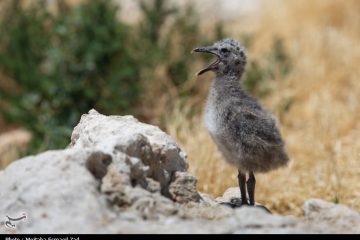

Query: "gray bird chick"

xmin=192 ymin=38 xmax=289 ymax=207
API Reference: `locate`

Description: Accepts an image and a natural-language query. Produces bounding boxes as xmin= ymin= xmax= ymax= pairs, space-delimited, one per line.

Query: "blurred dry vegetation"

xmin=0 ymin=0 xmax=360 ymax=216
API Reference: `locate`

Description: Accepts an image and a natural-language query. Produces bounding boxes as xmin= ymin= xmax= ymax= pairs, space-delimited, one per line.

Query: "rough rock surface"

xmin=0 ymin=109 xmax=359 ymax=233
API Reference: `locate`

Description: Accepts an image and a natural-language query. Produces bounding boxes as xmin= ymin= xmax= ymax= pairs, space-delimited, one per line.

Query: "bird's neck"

xmin=212 ymin=74 xmax=243 ymax=94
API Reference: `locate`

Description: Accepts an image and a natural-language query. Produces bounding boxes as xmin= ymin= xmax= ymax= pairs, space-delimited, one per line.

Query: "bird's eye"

xmin=220 ymin=48 xmax=230 ymax=54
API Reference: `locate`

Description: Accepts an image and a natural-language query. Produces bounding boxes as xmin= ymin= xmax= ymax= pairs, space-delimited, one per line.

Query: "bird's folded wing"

xmin=225 ymin=107 xmax=284 ymax=148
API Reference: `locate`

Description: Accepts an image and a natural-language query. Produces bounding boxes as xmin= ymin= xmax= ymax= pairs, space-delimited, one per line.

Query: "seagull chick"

xmin=192 ymin=38 xmax=289 ymax=208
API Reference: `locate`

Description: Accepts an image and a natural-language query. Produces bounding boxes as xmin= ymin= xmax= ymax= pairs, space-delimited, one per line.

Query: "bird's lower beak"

xmin=191 ymin=47 xmax=220 ymax=76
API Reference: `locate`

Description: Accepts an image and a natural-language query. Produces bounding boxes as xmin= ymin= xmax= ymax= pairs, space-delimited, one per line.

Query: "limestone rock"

xmin=216 ymin=187 xmax=241 ymax=203
xmin=169 ymin=171 xmax=200 ymax=203
xmin=303 ymin=198 xmax=360 ymax=233
xmin=70 ymin=109 xmax=188 ymax=195
xmin=0 ymin=109 xmax=359 ymax=234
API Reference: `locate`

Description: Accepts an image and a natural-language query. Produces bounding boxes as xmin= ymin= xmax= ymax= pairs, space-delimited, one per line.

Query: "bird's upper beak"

xmin=191 ymin=46 xmax=220 ymax=76
xmin=192 ymin=47 xmax=214 ymax=54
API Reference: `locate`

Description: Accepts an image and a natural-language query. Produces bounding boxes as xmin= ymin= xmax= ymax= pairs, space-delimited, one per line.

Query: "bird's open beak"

xmin=192 ymin=47 xmax=220 ymax=76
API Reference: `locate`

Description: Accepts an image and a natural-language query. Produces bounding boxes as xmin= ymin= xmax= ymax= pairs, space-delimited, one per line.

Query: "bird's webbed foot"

xmin=219 ymin=197 xmax=272 ymax=214
xmin=219 ymin=197 xmax=249 ymax=208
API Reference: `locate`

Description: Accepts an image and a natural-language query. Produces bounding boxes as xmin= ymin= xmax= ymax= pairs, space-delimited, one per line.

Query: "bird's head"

xmin=192 ymin=38 xmax=247 ymax=77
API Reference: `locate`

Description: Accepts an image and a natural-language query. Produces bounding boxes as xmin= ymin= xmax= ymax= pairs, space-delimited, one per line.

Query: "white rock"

xmin=302 ymin=198 xmax=360 ymax=233
xmin=0 ymin=109 xmax=359 ymax=233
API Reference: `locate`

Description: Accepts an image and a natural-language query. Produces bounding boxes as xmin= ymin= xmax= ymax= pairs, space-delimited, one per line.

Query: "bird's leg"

xmin=247 ymin=171 xmax=256 ymax=206
xmin=238 ymin=171 xmax=248 ymax=205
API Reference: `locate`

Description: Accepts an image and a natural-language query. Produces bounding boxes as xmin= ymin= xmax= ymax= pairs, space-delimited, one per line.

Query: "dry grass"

xmin=165 ymin=0 xmax=360 ymax=216
xmin=0 ymin=129 xmax=32 ymax=169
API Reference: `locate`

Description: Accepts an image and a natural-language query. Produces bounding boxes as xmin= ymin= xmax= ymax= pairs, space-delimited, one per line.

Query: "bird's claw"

xmin=231 ymin=197 xmax=249 ymax=206
xmin=219 ymin=197 xmax=248 ymax=208
xmin=219 ymin=197 xmax=272 ymax=214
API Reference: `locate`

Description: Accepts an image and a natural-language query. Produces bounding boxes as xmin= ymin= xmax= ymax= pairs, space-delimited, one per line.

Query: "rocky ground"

xmin=0 ymin=109 xmax=359 ymax=234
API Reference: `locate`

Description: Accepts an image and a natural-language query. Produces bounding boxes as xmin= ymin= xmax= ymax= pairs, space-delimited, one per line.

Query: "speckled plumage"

xmin=193 ymin=38 xmax=289 ymax=207
xmin=205 ymin=75 xmax=289 ymax=172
